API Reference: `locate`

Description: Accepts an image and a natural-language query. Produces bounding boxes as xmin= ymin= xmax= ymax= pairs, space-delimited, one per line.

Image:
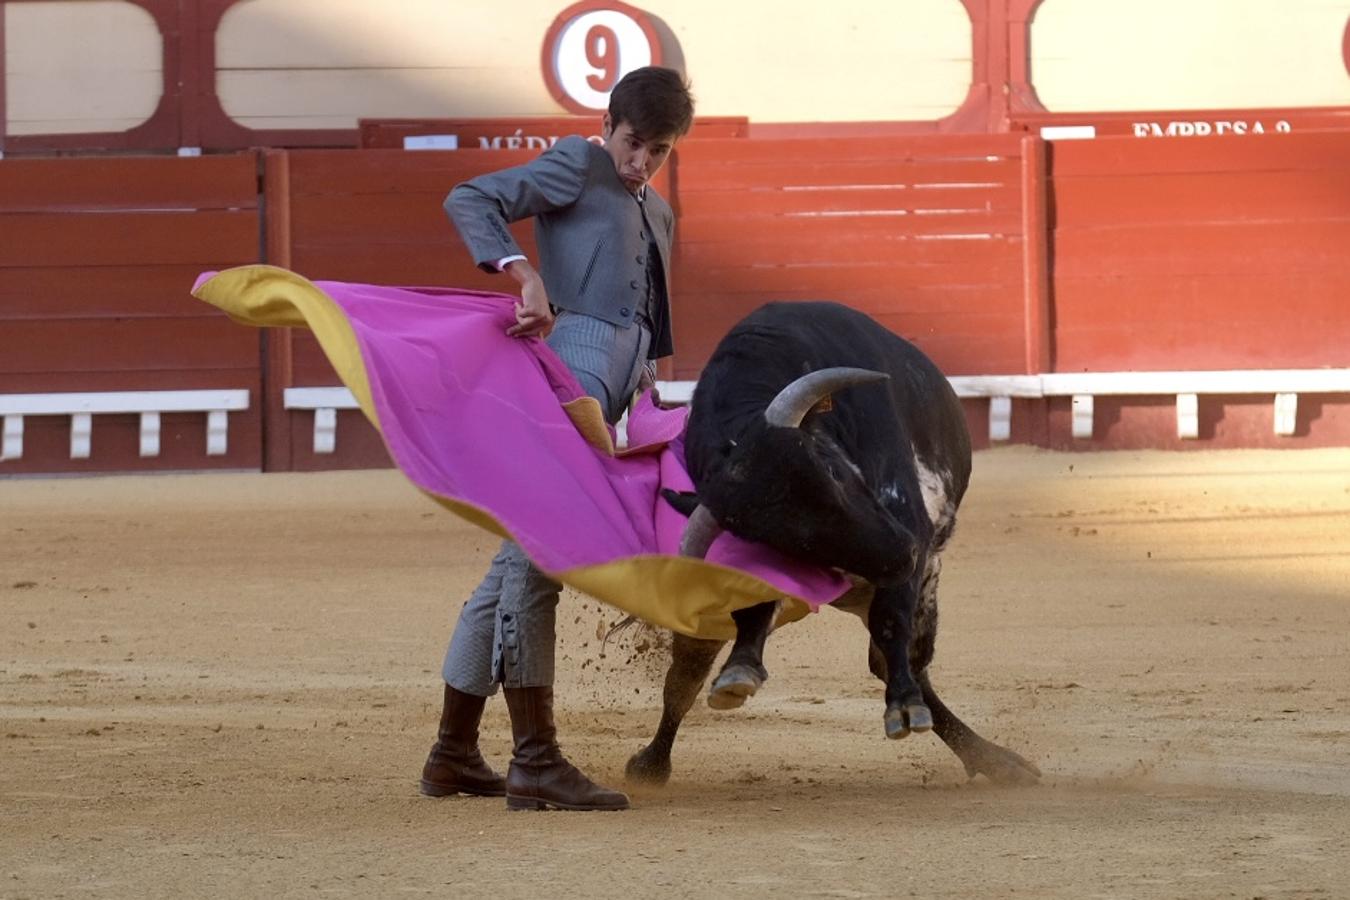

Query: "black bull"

xmin=627 ymin=301 xmax=1040 ymax=785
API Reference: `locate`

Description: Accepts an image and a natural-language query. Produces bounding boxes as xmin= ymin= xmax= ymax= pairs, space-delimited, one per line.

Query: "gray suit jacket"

xmin=444 ymin=136 xmax=674 ymax=359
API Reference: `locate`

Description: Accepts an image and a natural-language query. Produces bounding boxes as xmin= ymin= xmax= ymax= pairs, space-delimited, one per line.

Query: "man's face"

xmin=602 ymin=114 xmax=677 ymax=194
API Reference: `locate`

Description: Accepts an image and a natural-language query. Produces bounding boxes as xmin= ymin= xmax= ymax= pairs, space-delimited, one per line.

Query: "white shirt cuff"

xmin=494 ymin=254 xmax=527 ymax=271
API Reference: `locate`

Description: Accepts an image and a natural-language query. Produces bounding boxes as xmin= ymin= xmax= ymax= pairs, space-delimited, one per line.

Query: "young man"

xmin=420 ymin=67 xmax=694 ymax=812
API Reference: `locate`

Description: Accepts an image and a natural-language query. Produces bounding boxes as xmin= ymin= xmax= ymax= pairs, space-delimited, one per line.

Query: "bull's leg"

xmin=918 ymin=672 xmax=1041 ymax=784
xmin=868 ymin=570 xmax=932 ymax=740
xmin=908 ymin=553 xmax=1041 ymax=783
xmin=625 ymin=632 xmax=723 ymax=785
xmin=707 ymin=600 xmax=779 ymax=710
xmin=864 ymin=641 xmax=1039 ymax=783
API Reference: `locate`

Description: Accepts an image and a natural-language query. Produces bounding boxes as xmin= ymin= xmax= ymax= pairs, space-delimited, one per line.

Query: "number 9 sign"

xmin=542 ymin=1 xmax=664 ymax=114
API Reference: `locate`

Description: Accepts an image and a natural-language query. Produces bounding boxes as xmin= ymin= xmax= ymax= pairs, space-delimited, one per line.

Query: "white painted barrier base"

xmin=284 ymin=387 xmax=359 ymax=454
xmin=1037 ymin=370 xmax=1350 ymax=440
xmin=282 ymin=370 xmax=1350 ymax=453
xmin=0 ymin=391 xmax=250 ymax=462
xmin=668 ymin=371 xmax=1350 ymax=442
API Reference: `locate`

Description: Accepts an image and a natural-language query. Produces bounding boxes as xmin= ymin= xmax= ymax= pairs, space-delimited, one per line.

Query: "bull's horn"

xmin=764 ymin=367 xmax=890 ymax=428
xmin=680 ymin=504 xmax=723 ymax=558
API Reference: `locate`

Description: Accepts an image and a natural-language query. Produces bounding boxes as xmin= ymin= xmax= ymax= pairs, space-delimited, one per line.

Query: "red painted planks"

xmin=0 ymin=210 xmax=259 ymax=268
xmin=288 ymin=191 xmax=517 ymax=247
xmin=284 ymin=246 xmax=495 ymax=288
xmin=681 ymin=184 xmax=1023 ymax=217
xmin=285 ymin=176 xmax=534 ymax=286
xmin=0 ymin=317 xmax=259 ymax=374
xmin=1045 ymin=129 xmax=1349 ymax=379
xmin=671 ymin=292 xmax=1026 ymax=377
xmin=676 ymin=233 xmax=1024 ymax=268
xmin=0 ymin=155 xmax=259 ymax=212
xmin=676 ymin=159 xmax=1023 ymax=193
xmin=290 ymin=333 xmax=341 ymax=385
xmin=0 ymin=265 xmax=222 ymax=319
xmin=1052 ymin=169 xmax=1350 ymax=227
xmin=1049 ymin=131 xmax=1350 ymax=177
xmin=667 ymin=134 xmax=1031 ymax=379
xmin=1053 ymin=273 xmax=1350 ymax=371
xmin=1052 ymin=220 xmax=1350 ymax=278
xmin=675 ymin=285 xmax=1022 ymax=322
xmin=0 ymin=367 xmax=258 ymax=395
xmin=286 ymin=148 xmax=539 ymax=196
xmin=1054 ymin=270 xmax=1349 ymax=320
xmin=675 ymin=262 xmax=1025 ymax=297
xmin=676 ymin=134 xmax=1027 ymax=164
xmin=677 ymin=211 xmax=1025 ymax=244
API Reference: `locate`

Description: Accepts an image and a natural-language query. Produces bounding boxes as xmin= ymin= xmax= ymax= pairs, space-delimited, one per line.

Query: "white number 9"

xmin=544 ymin=3 xmax=660 ymax=113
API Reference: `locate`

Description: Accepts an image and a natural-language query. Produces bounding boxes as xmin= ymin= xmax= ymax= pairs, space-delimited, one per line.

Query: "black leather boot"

xmin=503 ymin=686 xmax=629 ymax=811
xmin=419 ymin=685 xmax=506 ymax=797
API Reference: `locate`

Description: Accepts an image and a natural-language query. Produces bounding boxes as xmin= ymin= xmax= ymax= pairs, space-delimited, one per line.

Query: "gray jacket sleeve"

xmin=444 ymin=136 xmax=592 ymax=272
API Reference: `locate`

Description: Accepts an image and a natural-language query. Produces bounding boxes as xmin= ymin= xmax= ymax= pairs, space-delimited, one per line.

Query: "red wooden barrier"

xmin=267 ymin=136 xmax=1050 ymax=461
xmin=7 ymin=124 xmax=1349 ymax=475
xmin=1044 ymin=130 xmax=1350 ymax=448
xmin=1048 ymin=131 xmax=1350 ymax=373
xmin=266 ymin=148 xmax=543 ymax=470
xmin=669 ymin=134 xmax=1039 ymax=380
xmin=0 ymin=154 xmax=264 ymax=474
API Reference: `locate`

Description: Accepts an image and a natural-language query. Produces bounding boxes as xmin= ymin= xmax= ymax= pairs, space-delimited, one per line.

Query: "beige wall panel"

xmin=5 ymin=0 xmax=162 ymax=135
xmin=1033 ymin=0 xmax=1350 ymax=111
xmin=216 ymin=0 xmax=972 ymax=129
xmin=222 ymin=68 xmax=563 ymax=129
xmin=216 ymin=0 xmax=563 ymax=123
xmin=217 ymin=0 xmax=553 ymax=68
xmin=643 ymin=0 xmax=971 ymax=121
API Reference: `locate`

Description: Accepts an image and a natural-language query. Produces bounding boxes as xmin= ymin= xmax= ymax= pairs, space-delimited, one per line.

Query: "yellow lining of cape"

xmin=192 ymin=265 xmax=813 ymax=641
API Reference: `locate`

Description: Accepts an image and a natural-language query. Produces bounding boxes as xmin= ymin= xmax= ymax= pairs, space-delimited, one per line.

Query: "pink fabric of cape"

xmin=247 ymin=278 xmax=852 ymax=611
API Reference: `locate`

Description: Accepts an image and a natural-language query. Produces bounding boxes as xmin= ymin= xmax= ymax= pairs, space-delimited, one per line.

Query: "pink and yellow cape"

xmin=192 ymin=266 xmax=850 ymax=640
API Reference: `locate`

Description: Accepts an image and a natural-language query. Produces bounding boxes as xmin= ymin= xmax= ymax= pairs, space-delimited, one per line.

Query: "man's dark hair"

xmin=608 ymin=66 xmax=695 ymax=139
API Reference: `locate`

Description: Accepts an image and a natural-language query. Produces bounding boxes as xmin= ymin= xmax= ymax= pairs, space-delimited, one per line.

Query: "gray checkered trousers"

xmin=441 ymin=311 xmax=653 ymax=694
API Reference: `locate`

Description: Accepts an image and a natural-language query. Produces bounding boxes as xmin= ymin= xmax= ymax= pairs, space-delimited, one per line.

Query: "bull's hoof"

xmin=707 ymin=663 xmax=766 ymax=710
xmin=883 ymin=702 xmax=933 ymax=740
xmin=959 ymin=738 xmax=1042 ymax=785
xmin=625 ymin=747 xmax=672 ymax=786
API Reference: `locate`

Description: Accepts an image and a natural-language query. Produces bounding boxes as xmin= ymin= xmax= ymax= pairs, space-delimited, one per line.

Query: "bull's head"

xmin=682 ymin=368 xmax=919 ymax=585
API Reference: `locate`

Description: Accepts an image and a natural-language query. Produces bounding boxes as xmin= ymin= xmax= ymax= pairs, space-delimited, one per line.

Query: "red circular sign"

xmin=1343 ymin=13 xmax=1350 ymax=78
xmin=541 ymin=1 xmax=664 ymax=115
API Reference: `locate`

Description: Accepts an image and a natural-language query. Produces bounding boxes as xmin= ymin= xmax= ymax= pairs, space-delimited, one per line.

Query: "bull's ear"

xmin=660 ymin=489 xmax=702 ymax=517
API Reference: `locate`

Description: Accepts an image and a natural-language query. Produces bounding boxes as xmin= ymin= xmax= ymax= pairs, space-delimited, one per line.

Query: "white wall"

xmin=6 ymin=0 xmax=1348 ymax=137
xmin=1032 ymin=0 xmax=1350 ymax=111
xmin=5 ymin=0 xmax=162 ymax=135
xmin=211 ymin=0 xmax=972 ymax=129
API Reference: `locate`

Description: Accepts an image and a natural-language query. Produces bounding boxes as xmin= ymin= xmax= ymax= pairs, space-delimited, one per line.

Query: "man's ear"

xmin=601 ymin=112 xmax=613 ymax=140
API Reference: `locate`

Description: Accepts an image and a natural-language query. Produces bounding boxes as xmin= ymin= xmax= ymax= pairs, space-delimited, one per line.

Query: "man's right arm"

xmin=444 ymin=136 xmax=592 ymax=273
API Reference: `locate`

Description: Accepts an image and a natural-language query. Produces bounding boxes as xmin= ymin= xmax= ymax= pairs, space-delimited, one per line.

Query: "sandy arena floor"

xmin=3 ymin=446 xmax=1349 ymax=899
